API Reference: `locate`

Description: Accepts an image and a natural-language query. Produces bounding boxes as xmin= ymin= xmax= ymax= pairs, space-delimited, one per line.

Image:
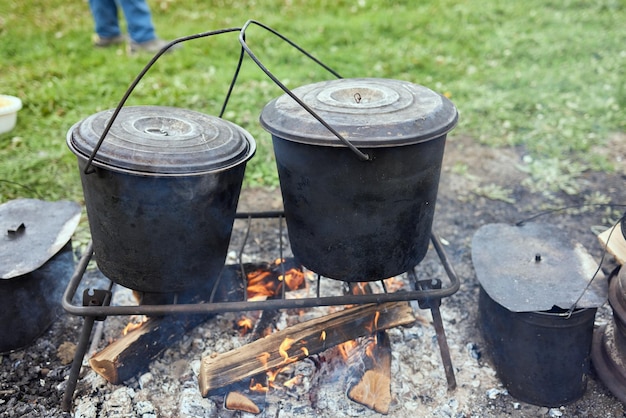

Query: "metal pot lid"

xmin=259 ymin=78 xmax=458 ymax=147
xmin=471 ymin=222 xmax=607 ymax=312
xmin=0 ymin=199 xmax=81 ymax=279
xmin=68 ymin=106 xmax=256 ymax=175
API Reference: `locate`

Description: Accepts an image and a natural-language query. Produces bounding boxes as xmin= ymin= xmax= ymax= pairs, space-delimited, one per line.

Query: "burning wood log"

xmin=224 ymin=299 xmax=282 ymax=414
xmin=89 ymin=313 xmax=209 ymax=384
xmin=346 ymin=331 xmax=393 ymax=414
xmin=342 ymin=283 xmax=393 ymax=414
xmin=224 ymin=391 xmax=261 ymax=414
xmin=199 ymin=301 xmax=416 ymax=396
xmin=88 ymin=259 xmax=306 ymax=385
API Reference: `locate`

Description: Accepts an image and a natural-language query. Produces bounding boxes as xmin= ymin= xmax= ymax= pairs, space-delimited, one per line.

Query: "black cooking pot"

xmin=67 ymin=106 xmax=255 ymax=293
xmin=260 ymin=78 xmax=457 ymax=281
xmin=0 ymin=199 xmax=79 ymax=353
xmin=479 ymin=287 xmax=596 ymax=406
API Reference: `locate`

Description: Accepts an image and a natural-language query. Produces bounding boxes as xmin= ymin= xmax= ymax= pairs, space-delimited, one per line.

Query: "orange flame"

xmin=249 ymin=378 xmax=268 ymax=393
xmin=257 ymin=352 xmax=270 ymax=367
xmin=384 ymin=276 xmax=405 ymax=292
xmin=279 ymin=268 xmax=306 ymax=291
xmin=338 ymin=339 xmax=359 ymax=362
xmin=352 ymin=283 xmax=368 ymax=295
xmin=364 ymin=311 xmax=381 ymax=334
xmin=237 ymin=317 xmax=254 ymax=336
xmin=283 ymin=374 xmax=303 ymax=389
xmin=279 ymin=338 xmax=295 ymax=363
xmin=365 ymin=339 xmax=376 ymax=359
xmin=122 ymin=315 xmax=147 ymax=335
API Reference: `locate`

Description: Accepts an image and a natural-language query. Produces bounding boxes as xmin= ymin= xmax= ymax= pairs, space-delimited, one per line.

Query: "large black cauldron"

xmin=67 ymin=106 xmax=255 ymax=293
xmin=260 ymin=78 xmax=457 ymax=281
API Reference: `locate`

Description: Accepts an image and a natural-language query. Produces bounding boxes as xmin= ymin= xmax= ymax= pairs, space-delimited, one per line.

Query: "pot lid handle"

xmin=239 ymin=19 xmax=371 ymax=162
xmin=7 ymin=222 xmax=25 ymax=237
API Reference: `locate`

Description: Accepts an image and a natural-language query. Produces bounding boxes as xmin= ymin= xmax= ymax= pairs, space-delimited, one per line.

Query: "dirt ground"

xmin=2 ymin=133 xmax=626 ymax=417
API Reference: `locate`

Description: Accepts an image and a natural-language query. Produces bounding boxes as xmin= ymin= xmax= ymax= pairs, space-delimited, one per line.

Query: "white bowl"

xmin=0 ymin=95 xmax=22 ymax=134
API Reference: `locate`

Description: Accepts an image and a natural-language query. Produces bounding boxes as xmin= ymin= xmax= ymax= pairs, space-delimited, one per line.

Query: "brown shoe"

xmin=93 ymin=34 xmax=126 ymax=47
xmin=129 ymin=38 xmax=180 ymax=54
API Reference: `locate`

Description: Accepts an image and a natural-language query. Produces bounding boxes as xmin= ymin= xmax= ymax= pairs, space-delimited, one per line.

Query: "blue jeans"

xmin=89 ymin=0 xmax=156 ymax=43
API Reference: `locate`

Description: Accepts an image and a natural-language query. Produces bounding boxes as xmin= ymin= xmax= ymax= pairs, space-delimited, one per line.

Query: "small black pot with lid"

xmin=0 ymin=199 xmax=80 ymax=353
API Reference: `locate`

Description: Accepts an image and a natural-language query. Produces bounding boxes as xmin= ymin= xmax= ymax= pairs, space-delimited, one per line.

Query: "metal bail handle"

xmin=239 ymin=19 xmax=372 ymax=162
xmin=82 ymin=27 xmax=244 ymax=174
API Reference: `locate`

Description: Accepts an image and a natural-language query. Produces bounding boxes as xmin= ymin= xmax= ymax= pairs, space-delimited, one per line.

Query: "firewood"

xmin=199 ymin=301 xmax=415 ymax=396
xmin=224 ymin=391 xmax=261 ymax=414
xmin=89 ymin=313 xmax=211 ymax=384
xmin=343 ymin=283 xmax=392 ymax=414
xmin=223 ymin=307 xmax=281 ymax=414
xmin=89 ymin=265 xmax=245 ymax=384
xmin=347 ymin=331 xmax=392 ymax=414
xmin=89 ymin=260 xmax=305 ymax=386
xmin=598 ymin=223 xmax=626 ymax=265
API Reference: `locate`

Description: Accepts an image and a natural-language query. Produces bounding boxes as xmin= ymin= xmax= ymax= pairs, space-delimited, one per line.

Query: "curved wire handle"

xmin=83 ymin=27 xmax=243 ymax=174
xmin=238 ymin=19 xmax=371 ymax=162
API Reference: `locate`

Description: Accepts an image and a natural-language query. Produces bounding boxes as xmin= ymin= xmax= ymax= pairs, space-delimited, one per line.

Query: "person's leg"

xmin=117 ymin=0 xmax=156 ymax=43
xmin=88 ymin=0 xmax=122 ymax=40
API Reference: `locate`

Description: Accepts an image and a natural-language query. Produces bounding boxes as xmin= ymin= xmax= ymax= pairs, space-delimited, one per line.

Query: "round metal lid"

xmin=259 ymin=78 xmax=458 ymax=147
xmin=471 ymin=222 xmax=607 ymax=312
xmin=0 ymin=199 xmax=80 ymax=279
xmin=68 ymin=106 xmax=255 ymax=175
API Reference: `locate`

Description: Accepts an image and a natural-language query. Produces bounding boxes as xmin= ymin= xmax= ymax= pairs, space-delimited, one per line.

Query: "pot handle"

xmin=82 ymin=27 xmax=244 ymax=174
xmin=238 ymin=20 xmax=372 ymax=162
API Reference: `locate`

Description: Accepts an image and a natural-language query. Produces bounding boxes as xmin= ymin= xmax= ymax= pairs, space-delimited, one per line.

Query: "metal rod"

xmin=63 ymin=275 xmax=458 ymax=317
xmin=430 ymin=231 xmax=460 ymax=294
xmin=63 ymin=225 xmax=459 ymax=319
xmin=238 ymin=19 xmax=371 ymax=162
xmin=61 ymin=241 xmax=94 ymax=312
xmin=61 ymin=315 xmax=96 ymax=412
xmin=430 ymin=304 xmax=457 ymax=391
xmin=83 ymin=27 xmax=242 ymax=174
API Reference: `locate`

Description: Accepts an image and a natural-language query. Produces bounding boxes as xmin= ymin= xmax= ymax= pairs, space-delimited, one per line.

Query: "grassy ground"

xmin=0 ymin=0 xmax=624 ymax=202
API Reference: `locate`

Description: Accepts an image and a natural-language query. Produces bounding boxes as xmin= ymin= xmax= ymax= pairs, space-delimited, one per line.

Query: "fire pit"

xmin=60 ymin=211 xmax=461 ymax=411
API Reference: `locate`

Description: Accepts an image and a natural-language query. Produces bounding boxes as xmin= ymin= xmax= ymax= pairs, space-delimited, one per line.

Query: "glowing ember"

xmin=365 ymin=310 xmax=381 ymax=334
xmin=122 ymin=315 xmax=147 ymax=336
xmin=249 ymin=378 xmax=267 ymax=392
xmin=365 ymin=338 xmax=376 ymax=359
xmin=338 ymin=339 xmax=359 ymax=361
xmin=384 ymin=276 xmax=405 ymax=292
xmin=237 ymin=317 xmax=254 ymax=336
xmin=283 ymin=374 xmax=303 ymax=389
xmin=278 ymin=268 xmax=306 ymax=290
xmin=243 ymin=259 xmax=307 ymax=301
xmin=351 ymin=283 xmax=368 ymax=295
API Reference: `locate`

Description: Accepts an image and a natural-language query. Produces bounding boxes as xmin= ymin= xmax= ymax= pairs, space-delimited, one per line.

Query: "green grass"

xmin=1 ymin=0 xmax=624 ymax=202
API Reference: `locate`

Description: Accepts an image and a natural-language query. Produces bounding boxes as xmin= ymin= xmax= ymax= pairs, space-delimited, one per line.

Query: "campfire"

xmin=85 ymin=257 xmax=422 ymax=414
